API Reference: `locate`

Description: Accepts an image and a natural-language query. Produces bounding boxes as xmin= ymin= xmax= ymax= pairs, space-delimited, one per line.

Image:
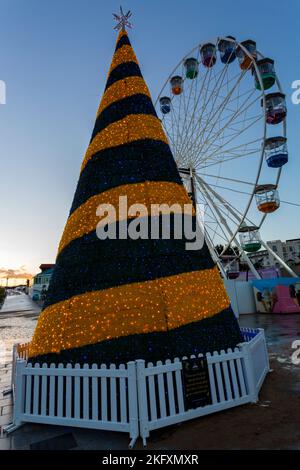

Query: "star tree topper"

xmin=113 ymin=6 xmax=133 ymax=31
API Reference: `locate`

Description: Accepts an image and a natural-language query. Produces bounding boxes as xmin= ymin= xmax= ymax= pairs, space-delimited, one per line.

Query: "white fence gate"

xmin=7 ymin=327 xmax=269 ymax=446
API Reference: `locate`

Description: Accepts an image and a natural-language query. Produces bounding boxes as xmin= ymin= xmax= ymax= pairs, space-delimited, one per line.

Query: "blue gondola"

xmin=159 ymin=96 xmax=171 ymax=114
xmin=218 ymin=36 xmax=236 ymax=64
xmin=265 ymin=136 xmax=288 ymax=168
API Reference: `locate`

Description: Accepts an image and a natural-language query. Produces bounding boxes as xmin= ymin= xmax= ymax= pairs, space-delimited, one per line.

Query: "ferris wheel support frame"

xmin=196 ymin=174 xmax=253 ymax=226
xmin=199 ymin=173 xmax=297 ymax=278
xmin=206 ymin=231 xmax=228 ymax=277
xmin=260 ymin=240 xmax=298 ymax=278
xmin=188 ymin=170 xmax=227 ymax=277
xmin=195 ymin=174 xmax=261 ymax=279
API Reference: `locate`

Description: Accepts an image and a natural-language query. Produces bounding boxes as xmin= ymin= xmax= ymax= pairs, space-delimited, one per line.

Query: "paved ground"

xmin=0 ymin=294 xmax=40 ymax=316
xmin=0 ymin=294 xmax=40 ymax=436
xmin=0 ymin=295 xmax=299 ymax=449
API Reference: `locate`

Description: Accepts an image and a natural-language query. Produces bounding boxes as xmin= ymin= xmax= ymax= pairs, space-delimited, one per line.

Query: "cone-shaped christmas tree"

xmin=29 ymin=28 xmax=242 ymax=365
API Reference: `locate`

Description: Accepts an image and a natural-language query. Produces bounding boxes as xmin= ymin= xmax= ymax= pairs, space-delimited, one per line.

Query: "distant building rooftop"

xmin=39 ymin=264 xmax=55 ymax=272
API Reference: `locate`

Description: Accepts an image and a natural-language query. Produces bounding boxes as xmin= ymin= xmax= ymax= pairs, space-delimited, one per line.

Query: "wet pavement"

xmin=240 ymin=313 xmax=300 ymax=382
xmin=0 ymin=294 xmax=40 ymax=434
xmin=239 ymin=313 xmax=300 ymax=353
xmin=0 ymin=298 xmax=299 ymax=449
xmin=239 ymin=313 xmax=300 ymax=397
xmin=0 ymin=294 xmax=40 ymax=355
xmin=0 ymin=294 xmax=40 ymax=315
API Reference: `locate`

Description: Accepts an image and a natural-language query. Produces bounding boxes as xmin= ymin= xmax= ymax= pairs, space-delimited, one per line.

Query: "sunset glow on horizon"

xmin=0 ymin=266 xmax=36 ymax=287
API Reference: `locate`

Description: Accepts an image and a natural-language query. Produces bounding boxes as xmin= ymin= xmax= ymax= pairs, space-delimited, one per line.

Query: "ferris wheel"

xmin=155 ymin=36 xmax=295 ymax=279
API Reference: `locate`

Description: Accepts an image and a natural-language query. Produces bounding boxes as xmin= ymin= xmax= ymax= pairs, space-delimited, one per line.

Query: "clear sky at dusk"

xmin=0 ymin=0 xmax=299 ymax=279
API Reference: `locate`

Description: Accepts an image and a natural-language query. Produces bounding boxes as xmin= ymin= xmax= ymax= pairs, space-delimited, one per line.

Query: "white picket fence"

xmin=136 ymin=328 xmax=269 ymax=444
xmin=243 ymin=327 xmax=270 ymax=391
xmin=9 ymin=360 xmax=139 ymax=447
xmin=7 ymin=327 xmax=269 ymax=446
xmin=11 ymin=342 xmax=30 ymax=393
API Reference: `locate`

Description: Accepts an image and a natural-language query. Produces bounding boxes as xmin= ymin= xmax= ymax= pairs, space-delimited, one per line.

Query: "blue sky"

xmin=0 ymin=0 xmax=299 ymax=277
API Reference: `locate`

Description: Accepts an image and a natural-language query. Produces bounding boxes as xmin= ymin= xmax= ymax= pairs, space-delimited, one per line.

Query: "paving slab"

xmin=0 ymin=414 xmax=12 ymax=427
xmin=1 ymin=405 xmax=13 ymax=416
xmin=0 ymin=398 xmax=13 ymax=408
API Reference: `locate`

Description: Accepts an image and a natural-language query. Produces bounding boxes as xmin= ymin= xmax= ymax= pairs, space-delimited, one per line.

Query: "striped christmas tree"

xmin=29 ymin=29 xmax=242 ymax=365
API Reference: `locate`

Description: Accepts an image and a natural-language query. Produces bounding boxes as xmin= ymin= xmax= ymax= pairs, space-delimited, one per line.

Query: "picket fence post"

xmin=127 ymin=361 xmax=139 ymax=448
xmin=13 ymin=359 xmax=26 ymax=426
xmin=136 ymin=359 xmax=149 ymax=447
xmin=11 ymin=344 xmax=18 ymax=394
xmin=239 ymin=342 xmax=258 ymax=403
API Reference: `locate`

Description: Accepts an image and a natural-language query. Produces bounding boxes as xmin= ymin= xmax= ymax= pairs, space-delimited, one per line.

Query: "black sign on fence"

xmin=182 ymin=357 xmax=212 ymax=410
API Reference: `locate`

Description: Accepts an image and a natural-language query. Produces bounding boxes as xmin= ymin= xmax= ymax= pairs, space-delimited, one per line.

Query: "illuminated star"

xmin=113 ymin=6 xmax=133 ymax=31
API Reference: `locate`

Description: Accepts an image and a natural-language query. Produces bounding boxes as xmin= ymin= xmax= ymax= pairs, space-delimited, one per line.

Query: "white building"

xmin=248 ymin=238 xmax=300 ymax=269
xmin=29 ymin=264 xmax=55 ymax=301
xmin=266 ymin=238 xmax=300 ymax=266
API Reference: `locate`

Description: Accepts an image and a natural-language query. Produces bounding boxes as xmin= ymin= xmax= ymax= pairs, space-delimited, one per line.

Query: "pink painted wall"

xmin=272 ymin=285 xmax=300 ymax=314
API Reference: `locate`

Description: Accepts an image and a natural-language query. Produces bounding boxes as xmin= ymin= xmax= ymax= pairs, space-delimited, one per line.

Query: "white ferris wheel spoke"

xmin=176 ymin=53 xmax=202 ymax=156
xmin=183 ymin=69 xmax=248 ymax=161
xmin=192 ymin=91 xmax=260 ymax=166
xmin=202 ymin=181 xmax=252 ymax=196
xmin=177 ymin=65 xmax=213 ymax=166
xmin=198 ymin=113 xmax=262 ymax=166
xmin=176 ymin=58 xmax=231 ymax=163
xmin=198 ymin=139 xmax=262 ymax=170
xmin=198 ymin=175 xmax=256 ymax=226
xmin=179 ymin=62 xmax=235 ymax=163
xmin=197 ymin=179 xmax=238 ymax=245
xmin=200 ymin=173 xmax=255 ymax=186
